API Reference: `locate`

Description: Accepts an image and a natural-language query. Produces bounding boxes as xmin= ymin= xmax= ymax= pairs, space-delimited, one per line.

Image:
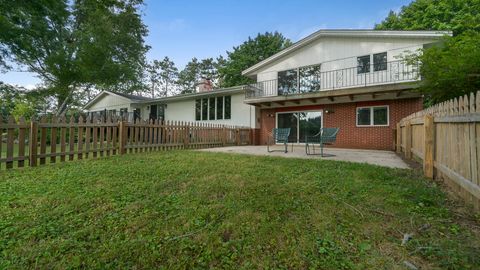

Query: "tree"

xmin=0 ymin=82 xmax=53 ymax=119
xmin=375 ymin=0 xmax=480 ymax=36
xmin=177 ymin=57 xmax=221 ymax=94
xmin=0 ymin=0 xmax=149 ymax=115
xmin=177 ymin=58 xmax=201 ymax=94
xmin=0 ymin=83 xmax=20 ymax=118
xmin=157 ymin=57 xmax=179 ymax=97
xmin=405 ymin=32 xmax=480 ymax=104
xmin=218 ymin=32 xmax=292 ymax=87
xmin=375 ymin=0 xmax=480 ymax=104
xmin=146 ymin=57 xmax=179 ymax=97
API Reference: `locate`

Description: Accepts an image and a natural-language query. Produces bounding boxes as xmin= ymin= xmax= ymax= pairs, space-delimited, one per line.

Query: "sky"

xmin=0 ymin=0 xmax=413 ymax=88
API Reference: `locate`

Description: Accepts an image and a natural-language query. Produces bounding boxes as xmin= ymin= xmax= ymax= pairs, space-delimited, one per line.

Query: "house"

xmin=83 ymin=84 xmax=258 ymax=129
xmin=84 ymin=29 xmax=451 ymax=150
xmin=241 ymin=29 xmax=451 ymax=150
xmin=83 ymin=91 xmax=155 ymax=122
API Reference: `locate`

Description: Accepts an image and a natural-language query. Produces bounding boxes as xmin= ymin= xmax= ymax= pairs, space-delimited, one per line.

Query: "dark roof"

xmin=110 ymin=91 xmax=154 ymax=101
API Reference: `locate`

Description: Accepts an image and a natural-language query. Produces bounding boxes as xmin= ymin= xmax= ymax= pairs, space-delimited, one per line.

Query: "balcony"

xmin=245 ymin=60 xmax=420 ymax=100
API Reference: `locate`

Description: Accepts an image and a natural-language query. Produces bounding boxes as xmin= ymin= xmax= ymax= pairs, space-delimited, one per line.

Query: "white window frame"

xmin=195 ymin=96 xmax=231 ymax=121
xmin=356 ymin=105 xmax=389 ymax=127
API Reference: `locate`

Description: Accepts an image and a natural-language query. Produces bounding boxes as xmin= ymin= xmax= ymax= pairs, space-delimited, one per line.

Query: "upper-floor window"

xmin=356 ymin=106 xmax=389 ymax=126
xmin=278 ymin=64 xmax=322 ymax=95
xmin=278 ymin=69 xmax=298 ymax=95
xmin=357 ymin=55 xmax=370 ymax=74
xmin=373 ymin=52 xmax=387 ymax=71
xmin=195 ymin=96 xmax=231 ymax=121
xmin=299 ymin=65 xmax=321 ymax=92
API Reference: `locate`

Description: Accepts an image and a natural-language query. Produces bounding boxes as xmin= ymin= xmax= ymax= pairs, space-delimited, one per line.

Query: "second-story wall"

xmin=256 ymin=36 xmax=438 ymax=82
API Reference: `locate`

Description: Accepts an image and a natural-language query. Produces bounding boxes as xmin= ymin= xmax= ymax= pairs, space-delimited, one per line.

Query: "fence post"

xmin=424 ymin=114 xmax=434 ymax=178
xmin=236 ymin=128 xmax=240 ymax=146
xmin=118 ymin=121 xmax=126 ymax=155
xmin=396 ymin=122 xmax=401 ymax=153
xmin=222 ymin=125 xmax=226 ymax=146
xmin=405 ymin=121 xmax=412 ymax=159
xmin=29 ymin=121 xmax=38 ymax=167
xmin=184 ymin=124 xmax=190 ymax=148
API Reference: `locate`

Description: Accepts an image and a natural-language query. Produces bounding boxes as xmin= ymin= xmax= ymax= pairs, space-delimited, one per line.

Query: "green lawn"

xmin=0 ymin=151 xmax=479 ymax=269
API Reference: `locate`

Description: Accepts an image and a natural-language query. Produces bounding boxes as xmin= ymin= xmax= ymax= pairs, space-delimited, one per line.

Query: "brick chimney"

xmin=197 ymin=77 xmax=213 ymax=92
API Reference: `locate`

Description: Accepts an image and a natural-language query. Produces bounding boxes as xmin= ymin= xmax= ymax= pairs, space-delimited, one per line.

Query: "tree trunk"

xmin=55 ymin=85 xmax=75 ymax=116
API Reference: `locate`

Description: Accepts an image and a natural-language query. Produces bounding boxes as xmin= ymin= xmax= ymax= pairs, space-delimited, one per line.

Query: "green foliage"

xmin=0 ymin=151 xmax=478 ymax=269
xmin=0 ymin=0 xmax=149 ymax=114
xmin=375 ymin=0 xmax=480 ymax=35
xmin=218 ymin=32 xmax=292 ymax=87
xmin=177 ymin=57 xmax=222 ymax=94
xmin=146 ymin=57 xmax=179 ymax=97
xmin=411 ymin=32 xmax=480 ymax=104
xmin=0 ymin=83 xmax=52 ymax=119
xmin=375 ymin=0 xmax=480 ymax=104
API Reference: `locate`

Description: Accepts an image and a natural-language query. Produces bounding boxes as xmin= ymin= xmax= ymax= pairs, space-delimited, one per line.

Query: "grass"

xmin=0 ymin=151 xmax=479 ymax=269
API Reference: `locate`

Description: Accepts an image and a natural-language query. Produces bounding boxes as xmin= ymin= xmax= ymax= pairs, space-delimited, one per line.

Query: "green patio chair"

xmin=305 ymin=128 xmax=340 ymax=157
xmin=267 ymin=128 xmax=291 ymax=153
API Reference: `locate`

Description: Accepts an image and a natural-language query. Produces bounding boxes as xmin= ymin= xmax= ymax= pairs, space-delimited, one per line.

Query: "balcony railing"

xmin=245 ymin=60 xmax=420 ymax=99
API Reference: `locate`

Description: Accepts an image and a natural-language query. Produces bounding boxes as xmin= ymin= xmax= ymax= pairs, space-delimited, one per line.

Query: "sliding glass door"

xmin=276 ymin=111 xmax=322 ymax=143
xmin=277 ymin=113 xmax=298 ymax=142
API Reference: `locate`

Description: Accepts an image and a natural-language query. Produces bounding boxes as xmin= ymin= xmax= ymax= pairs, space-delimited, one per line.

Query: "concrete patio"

xmin=199 ymin=145 xmax=409 ymax=169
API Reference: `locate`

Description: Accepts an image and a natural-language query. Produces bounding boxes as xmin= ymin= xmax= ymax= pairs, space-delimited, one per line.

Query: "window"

xmin=209 ymin=97 xmax=216 ymax=120
xmin=224 ymin=96 xmax=231 ymax=119
xmin=195 ymin=96 xmax=231 ymax=121
xmin=299 ymin=64 xmax=321 ymax=92
xmin=357 ymin=55 xmax=370 ymax=74
xmin=373 ymin=52 xmax=387 ymax=71
xmin=356 ymin=106 xmax=389 ymax=126
xmin=216 ymin=96 xmax=223 ymax=120
xmin=195 ymin=99 xmax=201 ymax=120
xmin=201 ymin=98 xmax=208 ymax=120
xmin=278 ymin=69 xmax=298 ymax=95
xmin=158 ymin=105 xmax=165 ymax=121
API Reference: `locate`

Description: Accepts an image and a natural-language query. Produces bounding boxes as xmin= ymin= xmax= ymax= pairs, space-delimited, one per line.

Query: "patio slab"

xmin=198 ymin=145 xmax=410 ymax=169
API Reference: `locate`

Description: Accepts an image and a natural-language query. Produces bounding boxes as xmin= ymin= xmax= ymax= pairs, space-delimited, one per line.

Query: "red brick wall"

xmin=259 ymin=98 xmax=423 ymax=150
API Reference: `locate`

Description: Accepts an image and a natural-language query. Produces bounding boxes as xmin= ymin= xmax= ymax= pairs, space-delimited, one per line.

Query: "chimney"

xmin=197 ymin=77 xmax=213 ymax=92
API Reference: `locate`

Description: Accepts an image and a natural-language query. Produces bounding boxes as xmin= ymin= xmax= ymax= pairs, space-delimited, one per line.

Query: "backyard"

xmin=0 ymin=151 xmax=479 ymax=269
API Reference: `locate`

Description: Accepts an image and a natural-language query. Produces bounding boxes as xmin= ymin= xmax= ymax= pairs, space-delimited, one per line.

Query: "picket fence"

xmin=396 ymin=91 xmax=480 ymax=210
xmin=0 ymin=115 xmax=251 ymax=170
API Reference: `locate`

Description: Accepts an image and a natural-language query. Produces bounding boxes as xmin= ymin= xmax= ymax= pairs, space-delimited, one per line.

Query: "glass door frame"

xmin=275 ymin=109 xmax=323 ymax=144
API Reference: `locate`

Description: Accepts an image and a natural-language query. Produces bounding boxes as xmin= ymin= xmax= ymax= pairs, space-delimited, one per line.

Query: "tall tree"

xmin=218 ymin=32 xmax=292 ymax=87
xmin=146 ymin=57 xmax=179 ymax=97
xmin=157 ymin=57 xmax=179 ymax=97
xmin=375 ymin=0 xmax=480 ymax=36
xmin=177 ymin=57 xmax=221 ymax=93
xmin=375 ymin=0 xmax=480 ymax=104
xmin=177 ymin=57 xmax=200 ymax=94
xmin=0 ymin=0 xmax=149 ymax=115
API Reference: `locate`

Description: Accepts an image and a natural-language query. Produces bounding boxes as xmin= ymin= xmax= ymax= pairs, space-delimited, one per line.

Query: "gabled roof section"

xmin=83 ymin=90 xmax=153 ymax=110
xmin=241 ymin=29 xmax=452 ymax=77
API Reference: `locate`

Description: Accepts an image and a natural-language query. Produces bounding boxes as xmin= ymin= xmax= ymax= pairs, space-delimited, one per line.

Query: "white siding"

xmin=86 ymin=94 xmax=133 ymax=112
xmin=158 ymin=92 xmax=256 ymax=128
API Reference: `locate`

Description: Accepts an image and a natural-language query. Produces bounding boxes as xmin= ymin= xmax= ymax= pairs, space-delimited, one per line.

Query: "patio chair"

xmin=267 ymin=128 xmax=291 ymax=153
xmin=305 ymin=128 xmax=340 ymax=157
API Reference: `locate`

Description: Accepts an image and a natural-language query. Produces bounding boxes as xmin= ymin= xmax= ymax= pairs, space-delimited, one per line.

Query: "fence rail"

xmin=0 ymin=116 xmax=251 ymax=170
xmin=396 ymin=91 xmax=480 ymax=211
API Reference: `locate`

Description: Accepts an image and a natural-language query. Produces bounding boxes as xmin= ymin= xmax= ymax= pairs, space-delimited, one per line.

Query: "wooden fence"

xmin=0 ymin=116 xmax=252 ymax=170
xmin=396 ymin=91 xmax=480 ymax=210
